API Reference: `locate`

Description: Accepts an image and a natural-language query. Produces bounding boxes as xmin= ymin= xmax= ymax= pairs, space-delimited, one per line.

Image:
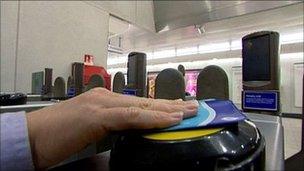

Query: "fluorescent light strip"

xmin=199 ymin=42 xmax=230 ymax=54
xmin=107 ymin=56 xmax=127 ymax=65
xmin=280 ymin=52 xmax=303 ymax=59
xmin=281 ymin=32 xmax=304 ymax=44
xmin=108 ymin=32 xmax=303 ymax=65
xmin=230 ymin=40 xmax=242 ymax=50
xmin=153 ymin=49 xmax=176 ymax=59
xmin=109 ymin=53 xmax=303 ymax=72
xmin=146 ymin=52 xmax=154 ymax=60
xmin=176 ymin=46 xmax=198 ymax=56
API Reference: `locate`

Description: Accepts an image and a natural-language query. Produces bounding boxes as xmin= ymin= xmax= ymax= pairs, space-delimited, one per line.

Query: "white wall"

xmin=1 ymin=1 xmax=110 ymax=93
xmin=280 ymin=54 xmax=303 ymax=114
xmin=0 ymin=1 xmax=19 ymax=92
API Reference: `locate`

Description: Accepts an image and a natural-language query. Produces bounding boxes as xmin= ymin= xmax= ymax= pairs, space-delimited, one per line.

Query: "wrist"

xmin=26 ymin=112 xmax=40 ymax=169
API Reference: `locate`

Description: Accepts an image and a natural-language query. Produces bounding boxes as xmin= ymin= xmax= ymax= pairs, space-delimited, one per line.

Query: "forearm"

xmin=26 ymin=99 xmax=103 ymax=170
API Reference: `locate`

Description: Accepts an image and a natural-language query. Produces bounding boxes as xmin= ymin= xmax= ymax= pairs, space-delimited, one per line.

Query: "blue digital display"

xmin=123 ymin=89 xmax=137 ymax=96
xmin=243 ymin=91 xmax=278 ymax=111
xmin=67 ymin=88 xmax=75 ymax=98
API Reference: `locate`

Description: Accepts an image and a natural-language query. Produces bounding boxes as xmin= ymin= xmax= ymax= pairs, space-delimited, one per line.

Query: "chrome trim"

xmin=243 ymin=81 xmax=271 ymax=87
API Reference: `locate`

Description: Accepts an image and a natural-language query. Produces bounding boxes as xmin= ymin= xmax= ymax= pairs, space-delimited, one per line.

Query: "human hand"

xmin=26 ymin=88 xmax=198 ymax=169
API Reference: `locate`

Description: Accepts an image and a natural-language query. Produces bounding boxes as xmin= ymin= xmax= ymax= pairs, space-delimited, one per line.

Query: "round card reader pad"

xmin=110 ymin=119 xmax=266 ymax=171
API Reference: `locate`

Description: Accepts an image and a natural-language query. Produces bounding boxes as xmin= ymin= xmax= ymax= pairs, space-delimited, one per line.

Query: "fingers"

xmin=86 ymin=87 xmax=199 ymax=118
xmin=151 ymin=98 xmax=196 ymax=106
xmin=138 ymin=99 xmax=199 ymax=118
xmin=93 ymin=94 xmax=199 ymax=118
xmin=118 ymin=98 xmax=197 ymax=118
xmin=140 ymin=101 xmax=198 ymax=118
xmin=98 ymin=107 xmax=184 ymax=131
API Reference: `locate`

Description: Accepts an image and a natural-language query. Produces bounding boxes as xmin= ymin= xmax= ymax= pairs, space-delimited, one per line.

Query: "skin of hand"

xmin=26 ymin=88 xmax=199 ymax=170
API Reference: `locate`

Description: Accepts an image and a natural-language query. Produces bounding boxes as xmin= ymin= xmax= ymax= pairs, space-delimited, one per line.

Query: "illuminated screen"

xmin=185 ymin=70 xmax=200 ymax=96
xmin=147 ymin=70 xmax=200 ymax=98
xmin=243 ymin=35 xmax=271 ymax=81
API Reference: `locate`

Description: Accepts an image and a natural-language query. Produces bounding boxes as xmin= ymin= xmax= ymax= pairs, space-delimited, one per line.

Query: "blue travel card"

xmin=164 ymin=99 xmax=247 ymax=131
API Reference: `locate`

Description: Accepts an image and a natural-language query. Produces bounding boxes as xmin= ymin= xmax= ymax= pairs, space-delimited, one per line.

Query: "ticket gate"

xmin=53 ymin=77 xmax=66 ymax=98
xmin=242 ymin=31 xmax=280 ymax=115
xmin=110 ymin=66 xmax=266 ymax=171
xmin=112 ymin=72 xmax=125 ymax=94
xmin=110 ymin=120 xmax=265 ymax=171
xmin=154 ymin=68 xmax=185 ymax=100
xmin=85 ymin=74 xmax=105 ymax=91
xmin=196 ymin=65 xmax=229 ymax=100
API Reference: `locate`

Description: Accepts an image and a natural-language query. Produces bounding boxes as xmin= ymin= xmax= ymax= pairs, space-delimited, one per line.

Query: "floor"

xmin=282 ymin=117 xmax=302 ymax=159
